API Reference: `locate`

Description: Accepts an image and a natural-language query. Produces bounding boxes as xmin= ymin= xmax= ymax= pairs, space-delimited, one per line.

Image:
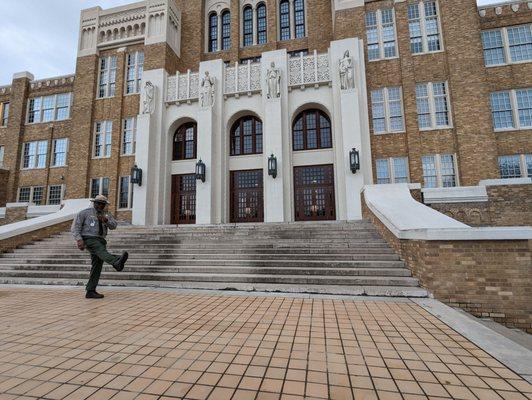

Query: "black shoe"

xmin=86 ymin=291 xmax=104 ymax=299
xmin=113 ymin=251 xmax=128 ymax=272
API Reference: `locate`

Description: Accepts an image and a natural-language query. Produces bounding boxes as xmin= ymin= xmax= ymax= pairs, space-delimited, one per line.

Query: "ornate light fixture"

xmin=268 ymin=154 xmax=278 ymax=179
xmin=349 ymin=148 xmax=360 ymax=174
xmin=195 ymin=159 xmax=206 ymax=182
xmin=130 ymin=164 xmax=143 ymax=186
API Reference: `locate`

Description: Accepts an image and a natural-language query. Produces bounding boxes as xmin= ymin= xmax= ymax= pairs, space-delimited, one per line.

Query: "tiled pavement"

xmin=0 ymin=288 xmax=531 ymax=400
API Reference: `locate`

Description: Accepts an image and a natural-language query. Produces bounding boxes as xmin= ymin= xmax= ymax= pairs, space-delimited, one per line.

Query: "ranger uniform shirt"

xmin=71 ymin=206 xmax=118 ymax=241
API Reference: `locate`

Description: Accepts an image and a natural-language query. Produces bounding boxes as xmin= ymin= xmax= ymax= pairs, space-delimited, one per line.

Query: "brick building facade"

xmin=0 ymin=0 xmax=530 ymax=224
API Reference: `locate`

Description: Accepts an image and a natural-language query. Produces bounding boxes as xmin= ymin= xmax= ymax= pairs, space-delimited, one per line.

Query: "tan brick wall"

xmin=0 ymin=169 xmax=8 ymax=206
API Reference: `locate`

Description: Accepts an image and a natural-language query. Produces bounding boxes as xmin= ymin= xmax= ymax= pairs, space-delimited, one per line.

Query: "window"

xmin=371 ymin=87 xmax=404 ymax=134
xmin=122 ymin=117 xmax=136 ymax=155
xmin=482 ymin=24 xmax=532 ymax=66
xmin=48 ymin=185 xmax=63 ymax=205
xmin=231 ymin=116 xmax=263 ymax=156
xmin=94 ymin=121 xmax=112 ymax=158
xmin=243 ymin=6 xmax=253 ymax=47
xmin=498 ymin=154 xmax=532 ymax=179
xmin=415 ymin=82 xmax=451 ymax=129
xmin=208 ymin=13 xmax=218 ymax=52
xmin=292 ymin=110 xmax=332 ymax=151
xmin=90 ymin=177 xmax=110 ymax=199
xmin=288 ymin=49 xmax=309 ymax=58
xmin=98 ymin=55 xmax=117 ymax=98
xmin=17 ymin=186 xmax=44 ymax=205
xmin=365 ymin=9 xmax=397 ymax=61
xmin=126 ymin=51 xmax=144 ymax=94
xmin=22 ymin=140 xmax=48 ymax=169
xmin=0 ymin=146 xmax=4 ymax=168
xmin=408 ymin=1 xmax=442 ymax=55
xmin=257 ymin=3 xmax=267 ymax=45
xmin=422 ymin=154 xmax=458 ymax=188
xmin=119 ymin=176 xmax=133 ymax=209
xmin=376 ymin=157 xmax=409 ymax=184
xmin=222 ymin=10 xmax=231 ymax=50
xmin=294 ymin=0 xmax=305 ymax=38
xmin=27 ymin=93 xmax=71 ymax=123
xmin=279 ymin=0 xmax=291 ymax=41
xmin=490 ymin=88 xmax=532 ymax=131
xmin=1 ymin=102 xmax=8 ymax=126
xmin=52 ymin=138 xmax=68 ymax=167
xmin=240 ymin=56 xmax=262 ymax=64
xmin=173 ymin=122 xmax=197 ymax=160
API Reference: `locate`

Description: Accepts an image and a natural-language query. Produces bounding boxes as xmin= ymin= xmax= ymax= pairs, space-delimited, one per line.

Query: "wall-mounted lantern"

xmin=349 ymin=148 xmax=360 ymax=174
xmin=268 ymin=154 xmax=278 ymax=179
xmin=131 ymin=164 xmax=143 ymax=186
xmin=195 ymin=159 xmax=206 ymax=182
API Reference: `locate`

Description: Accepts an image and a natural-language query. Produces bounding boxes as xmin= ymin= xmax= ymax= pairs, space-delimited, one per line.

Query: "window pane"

xmin=376 ymin=159 xmax=390 ymax=184
xmin=280 ymin=1 xmax=290 ymax=40
xmin=525 ymin=154 xmax=532 ymax=177
xmin=209 ymin=13 xmax=218 ymax=52
xmin=119 ymin=177 xmax=130 ymax=208
xmin=32 ymin=187 xmax=44 ymax=205
xmin=393 ymin=157 xmax=409 ymax=183
xmin=482 ymin=30 xmax=505 ymax=65
xmin=294 ymin=0 xmax=305 ymax=38
xmin=19 ymin=187 xmax=31 ymax=203
xmin=222 ymin=11 xmax=231 ymax=50
xmin=257 ymin=5 xmax=267 ymax=45
xmin=102 ymin=178 xmax=110 ymax=197
xmin=490 ymin=92 xmax=514 ymax=129
xmin=516 ymin=89 xmax=532 ymax=128
xmin=498 ymin=155 xmax=522 ymax=178
xmin=48 ymin=185 xmax=62 ymax=205
xmin=90 ymin=179 xmax=100 ymax=199
xmin=422 ymin=155 xmax=437 ymax=188
xmin=440 ymin=154 xmax=456 ymax=187
xmin=243 ymin=7 xmax=253 ymax=46
xmin=507 ymin=25 xmax=532 ymax=63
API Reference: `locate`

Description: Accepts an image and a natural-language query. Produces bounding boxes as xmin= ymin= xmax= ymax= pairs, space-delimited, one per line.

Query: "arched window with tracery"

xmin=294 ymin=0 xmax=305 ymax=38
xmin=231 ymin=116 xmax=263 ymax=156
xmin=221 ymin=10 xmax=231 ymax=50
xmin=292 ymin=110 xmax=332 ymax=151
xmin=257 ymin=3 xmax=267 ymax=45
xmin=279 ymin=0 xmax=290 ymax=41
xmin=243 ymin=6 xmax=254 ymax=47
xmin=173 ymin=122 xmax=197 ymax=160
xmin=208 ymin=12 xmax=218 ymax=52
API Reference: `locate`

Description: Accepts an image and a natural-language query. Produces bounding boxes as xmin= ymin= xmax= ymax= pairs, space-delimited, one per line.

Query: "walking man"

xmin=71 ymin=195 xmax=128 ymax=299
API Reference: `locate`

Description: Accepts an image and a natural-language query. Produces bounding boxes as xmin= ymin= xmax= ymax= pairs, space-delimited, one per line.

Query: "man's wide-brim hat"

xmin=91 ymin=195 xmax=110 ymax=205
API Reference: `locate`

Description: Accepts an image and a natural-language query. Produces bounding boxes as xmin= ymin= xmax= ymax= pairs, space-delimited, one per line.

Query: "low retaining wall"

xmin=0 ymin=221 xmax=72 ymax=254
xmin=362 ymin=185 xmax=532 ymax=333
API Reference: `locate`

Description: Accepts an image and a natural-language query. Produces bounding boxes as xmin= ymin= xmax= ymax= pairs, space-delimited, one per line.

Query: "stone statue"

xmin=200 ymin=71 xmax=215 ymax=108
xmin=142 ymin=81 xmax=155 ymax=114
xmin=266 ymin=62 xmax=281 ymax=99
xmin=339 ymin=50 xmax=355 ymax=90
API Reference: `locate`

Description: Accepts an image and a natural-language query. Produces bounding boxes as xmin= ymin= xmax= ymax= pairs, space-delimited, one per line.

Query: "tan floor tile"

xmin=163 ymin=382 xmax=193 ymax=397
xmin=207 ymin=386 xmax=235 ymax=400
xmin=186 ymin=384 xmax=213 ymax=400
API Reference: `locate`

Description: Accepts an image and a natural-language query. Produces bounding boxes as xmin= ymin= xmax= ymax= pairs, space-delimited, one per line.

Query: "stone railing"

xmin=97 ymin=6 xmax=147 ymax=46
xmin=166 ymin=70 xmax=200 ymax=104
xmin=30 ymin=75 xmax=75 ymax=90
xmin=224 ymin=61 xmax=262 ymax=97
xmin=0 ymin=85 xmax=11 ymax=95
xmin=288 ymin=50 xmax=331 ymax=89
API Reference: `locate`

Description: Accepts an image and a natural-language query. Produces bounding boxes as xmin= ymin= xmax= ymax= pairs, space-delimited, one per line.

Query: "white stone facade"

xmin=132 ymin=38 xmax=373 ymax=225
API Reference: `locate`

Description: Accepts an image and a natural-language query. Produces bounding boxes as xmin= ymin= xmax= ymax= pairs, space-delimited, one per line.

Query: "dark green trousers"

xmin=83 ymin=236 xmax=120 ymax=292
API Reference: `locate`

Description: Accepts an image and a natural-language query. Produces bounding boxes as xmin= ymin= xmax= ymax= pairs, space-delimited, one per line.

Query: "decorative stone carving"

xmin=511 ymin=3 xmax=519 ymax=12
xmin=479 ymin=9 xmax=486 ymax=17
xmin=339 ymin=50 xmax=355 ymax=90
xmin=142 ymin=81 xmax=155 ymax=114
xmin=200 ymin=71 xmax=215 ymax=108
xmin=266 ymin=62 xmax=281 ymax=99
xmin=495 ymin=6 xmax=502 ymax=15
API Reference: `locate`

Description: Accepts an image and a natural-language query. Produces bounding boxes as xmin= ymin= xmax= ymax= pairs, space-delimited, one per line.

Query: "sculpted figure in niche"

xmin=200 ymin=71 xmax=215 ymax=108
xmin=339 ymin=50 xmax=355 ymax=90
xmin=142 ymin=81 xmax=155 ymax=114
xmin=266 ymin=62 xmax=281 ymax=99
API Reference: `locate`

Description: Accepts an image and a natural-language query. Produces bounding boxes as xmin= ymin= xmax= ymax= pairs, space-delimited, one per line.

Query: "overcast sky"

xmin=0 ymin=0 xmax=513 ymax=85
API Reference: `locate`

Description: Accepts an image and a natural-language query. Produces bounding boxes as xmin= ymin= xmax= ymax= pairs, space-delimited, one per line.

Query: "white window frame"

xmin=371 ymin=87 xmax=405 ymax=134
xmin=90 ymin=177 xmax=110 ymax=199
xmin=118 ymin=176 xmax=134 ymax=210
xmin=93 ymin=121 xmax=113 ymax=159
xmin=422 ymin=153 xmax=459 ymax=188
xmin=22 ymin=140 xmax=48 ymax=170
xmin=376 ymin=157 xmax=410 ymax=184
xmin=498 ymin=154 xmax=532 ymax=179
xmin=121 ymin=117 xmax=137 ymax=156
xmin=26 ymin=93 xmax=72 ymax=124
xmin=0 ymin=145 xmax=4 ymax=168
xmin=125 ymin=51 xmax=144 ymax=95
xmin=1 ymin=102 xmax=9 ymax=127
xmin=416 ymin=81 xmax=452 ymax=130
xmin=97 ymin=55 xmax=117 ymax=99
xmin=408 ymin=0 xmax=444 ymax=56
xmin=47 ymin=184 xmax=65 ymax=205
xmin=490 ymin=88 xmax=532 ymax=132
xmin=51 ymin=138 xmax=69 ymax=167
xmin=365 ymin=8 xmax=399 ymax=62
xmin=482 ymin=24 xmax=532 ymax=67
xmin=17 ymin=186 xmax=45 ymax=205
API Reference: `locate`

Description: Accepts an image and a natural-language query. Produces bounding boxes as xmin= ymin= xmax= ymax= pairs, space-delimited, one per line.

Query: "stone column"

xmin=261 ymin=50 xmax=288 ymax=223
xmin=289 ymin=0 xmax=296 ymax=39
xmin=252 ymin=6 xmax=258 ymax=46
xmin=330 ymin=38 xmax=373 ymax=221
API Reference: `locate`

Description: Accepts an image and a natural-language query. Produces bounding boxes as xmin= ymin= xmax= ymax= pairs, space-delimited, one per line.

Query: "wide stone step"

xmin=0 ymin=277 xmax=428 ymax=297
xmin=0 ymin=270 xmax=420 ymax=286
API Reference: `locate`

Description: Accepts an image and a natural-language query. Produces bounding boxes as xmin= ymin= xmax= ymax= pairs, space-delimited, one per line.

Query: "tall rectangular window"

xmin=27 ymin=93 xmax=71 ymax=123
xmin=18 ymin=187 xmax=31 ymax=203
xmin=122 ymin=117 xmax=136 ymax=155
xmin=376 ymin=157 xmax=409 ymax=184
xmin=98 ymin=55 xmax=117 ymax=98
xmin=119 ymin=176 xmax=133 ymax=209
xmin=279 ymin=1 xmax=290 ymax=41
xmin=94 ymin=121 xmax=112 ymax=158
xmin=371 ymin=87 xmax=404 ymax=134
xmin=490 ymin=88 xmax=532 ymax=131
xmin=408 ymin=1 xmax=442 ymax=55
xmin=294 ymin=0 xmax=305 ymax=38
xmin=48 ymin=185 xmax=63 ymax=205
xmin=52 ymin=138 xmax=68 ymax=167
xmin=23 ymin=140 xmax=48 ymax=169
xmin=416 ymin=82 xmax=451 ymax=130
xmin=126 ymin=51 xmax=144 ymax=95
xmin=482 ymin=25 xmax=532 ymax=66
xmin=1 ymin=102 xmax=9 ymax=126
xmin=32 ymin=186 xmax=44 ymax=205
xmin=0 ymin=145 xmax=4 ymax=168
xmin=365 ymin=9 xmax=397 ymax=61
xmin=422 ymin=154 xmax=457 ymax=188
xmin=90 ymin=177 xmax=110 ymax=198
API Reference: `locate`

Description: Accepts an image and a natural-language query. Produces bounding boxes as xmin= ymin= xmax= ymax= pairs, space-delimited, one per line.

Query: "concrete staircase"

xmin=0 ymin=221 xmax=428 ymax=297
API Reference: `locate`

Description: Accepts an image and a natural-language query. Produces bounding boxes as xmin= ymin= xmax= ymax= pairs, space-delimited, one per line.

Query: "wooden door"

xmin=294 ymin=165 xmax=336 ymax=221
xmin=171 ymin=174 xmax=196 ymax=224
xmin=230 ymin=170 xmax=264 ymax=223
